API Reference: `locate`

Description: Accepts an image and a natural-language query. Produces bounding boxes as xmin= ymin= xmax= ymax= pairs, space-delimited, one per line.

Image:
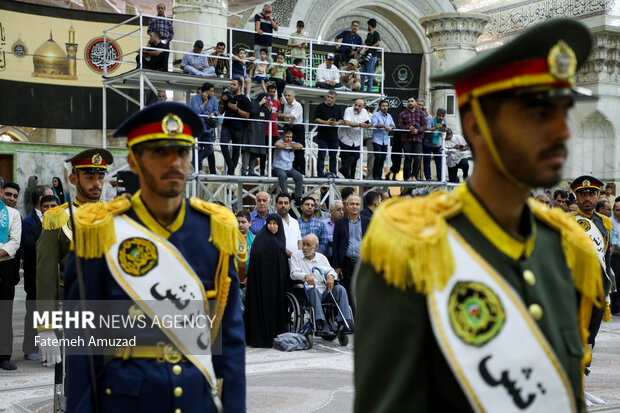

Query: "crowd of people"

xmin=139 ymin=3 xmax=382 ymax=93
xmin=185 ymin=79 xmax=469 ymax=196
xmin=136 ymin=4 xmax=473 ymax=186
xmin=240 ymin=189 xmax=384 ymax=347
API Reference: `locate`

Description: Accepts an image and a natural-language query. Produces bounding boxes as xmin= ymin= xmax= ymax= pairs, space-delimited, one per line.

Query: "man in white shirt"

xmin=278 ymin=89 xmax=306 ymax=174
xmin=315 ymin=53 xmax=343 ymax=89
xmin=444 ymin=129 xmax=471 ymax=183
xmin=290 ymin=234 xmax=353 ymax=334
xmin=276 ymin=193 xmax=302 ymax=257
xmin=338 ymin=99 xmax=370 ymax=179
xmin=0 ymin=180 xmax=22 ymax=370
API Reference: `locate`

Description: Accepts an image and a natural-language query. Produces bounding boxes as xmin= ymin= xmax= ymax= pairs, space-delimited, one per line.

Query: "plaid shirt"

xmin=147 ymin=17 xmax=174 ymax=42
xmin=398 ymin=108 xmax=426 ymax=142
xmin=298 ymin=217 xmax=329 ymax=255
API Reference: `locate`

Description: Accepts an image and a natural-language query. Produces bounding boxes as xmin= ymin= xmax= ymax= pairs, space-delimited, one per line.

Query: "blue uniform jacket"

xmin=64 ymin=199 xmax=246 ymax=413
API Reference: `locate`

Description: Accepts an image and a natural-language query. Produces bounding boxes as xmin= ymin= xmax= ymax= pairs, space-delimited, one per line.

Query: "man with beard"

xmin=63 ymin=102 xmax=246 ymax=412
xmin=36 ymin=149 xmax=114 ymax=363
xmin=570 ymin=178 xmax=612 ymax=356
xmin=355 ymin=19 xmax=604 ymax=413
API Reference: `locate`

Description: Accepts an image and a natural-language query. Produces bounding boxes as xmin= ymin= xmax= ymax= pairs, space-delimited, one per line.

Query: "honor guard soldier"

xmin=35 ymin=148 xmax=113 ymax=411
xmin=570 ymin=176 xmax=613 ymax=359
xmin=354 ymin=18 xmax=604 ymax=413
xmin=63 ymin=102 xmax=246 ymax=413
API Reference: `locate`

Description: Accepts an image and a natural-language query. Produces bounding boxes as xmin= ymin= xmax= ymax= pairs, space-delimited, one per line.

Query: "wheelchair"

xmin=285 ymin=267 xmax=352 ymax=348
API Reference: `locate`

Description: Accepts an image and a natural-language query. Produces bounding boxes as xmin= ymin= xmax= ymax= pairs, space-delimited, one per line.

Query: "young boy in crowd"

xmin=269 ymin=51 xmax=288 ymax=99
xmin=290 ymin=58 xmax=304 ymax=86
xmin=232 ymin=47 xmax=255 ymax=95
xmin=252 ymin=48 xmax=271 ymax=93
xmin=236 ymin=210 xmax=254 ymax=311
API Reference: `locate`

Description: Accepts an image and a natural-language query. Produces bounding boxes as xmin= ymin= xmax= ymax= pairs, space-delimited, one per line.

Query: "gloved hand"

xmin=37 ymin=330 xmax=62 ymax=364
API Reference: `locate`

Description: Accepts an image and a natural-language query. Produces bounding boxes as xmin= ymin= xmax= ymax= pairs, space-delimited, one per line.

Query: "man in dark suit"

xmin=333 ymin=194 xmax=369 ymax=312
xmin=21 ymin=186 xmax=54 ymax=360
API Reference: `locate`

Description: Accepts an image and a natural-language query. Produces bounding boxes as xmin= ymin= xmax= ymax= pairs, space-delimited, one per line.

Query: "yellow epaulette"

xmin=73 ymin=197 xmax=131 ymax=259
xmin=189 ymin=197 xmax=246 ymax=259
xmin=41 ymin=203 xmax=69 ymax=230
xmin=189 ymin=197 xmax=246 ymax=344
xmin=528 ymin=199 xmax=605 ymax=367
xmin=596 ymin=212 xmax=613 ymax=233
xmin=360 ymin=191 xmax=462 ymax=295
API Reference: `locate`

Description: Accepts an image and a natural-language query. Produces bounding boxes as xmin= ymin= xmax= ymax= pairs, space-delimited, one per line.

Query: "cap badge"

xmin=548 ymin=40 xmax=576 ymax=82
xmin=162 ymin=113 xmax=184 ymax=136
xmin=92 ymin=153 xmax=103 ymax=165
xmin=583 ymin=179 xmax=590 ymax=187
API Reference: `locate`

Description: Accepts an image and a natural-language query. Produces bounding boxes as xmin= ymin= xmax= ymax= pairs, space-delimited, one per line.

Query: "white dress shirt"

xmin=281 ymin=214 xmax=302 ymax=253
xmin=290 ymin=250 xmax=338 ymax=294
xmin=283 ymin=99 xmax=303 ymax=124
xmin=444 ymin=133 xmax=472 ymax=167
xmin=338 ymin=106 xmax=370 ymax=147
xmin=316 ymin=62 xmax=340 ymax=84
xmin=0 ymin=206 xmax=21 ymax=261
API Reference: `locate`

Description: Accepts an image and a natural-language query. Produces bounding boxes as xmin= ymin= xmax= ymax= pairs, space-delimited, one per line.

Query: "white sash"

xmin=428 ymin=229 xmax=576 ymax=413
xmin=574 ymin=213 xmax=606 ymax=270
xmin=105 ymin=215 xmax=223 ymax=412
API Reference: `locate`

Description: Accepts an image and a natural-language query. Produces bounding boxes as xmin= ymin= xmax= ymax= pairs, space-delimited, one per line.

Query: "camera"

xmin=362 ymin=52 xmax=373 ymax=63
xmin=221 ymin=87 xmax=234 ymax=102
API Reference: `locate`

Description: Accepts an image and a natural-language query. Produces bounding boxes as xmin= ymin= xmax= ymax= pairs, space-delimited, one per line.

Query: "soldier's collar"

xmin=455 ymin=184 xmax=536 ymax=260
xmin=577 ymin=208 xmax=594 ymax=219
xmin=131 ymin=190 xmax=186 ymax=239
xmin=73 ymin=199 xmax=86 ymax=208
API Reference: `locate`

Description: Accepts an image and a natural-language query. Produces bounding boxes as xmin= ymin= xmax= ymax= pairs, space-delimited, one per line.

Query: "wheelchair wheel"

xmin=286 ymin=292 xmax=302 ymax=333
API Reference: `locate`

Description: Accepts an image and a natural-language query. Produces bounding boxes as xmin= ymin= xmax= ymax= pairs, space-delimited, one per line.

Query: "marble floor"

xmin=2 ymin=280 xmax=620 ymax=412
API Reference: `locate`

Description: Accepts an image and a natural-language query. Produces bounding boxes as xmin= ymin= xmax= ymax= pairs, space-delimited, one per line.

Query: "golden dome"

xmin=33 ymin=34 xmax=69 ymax=75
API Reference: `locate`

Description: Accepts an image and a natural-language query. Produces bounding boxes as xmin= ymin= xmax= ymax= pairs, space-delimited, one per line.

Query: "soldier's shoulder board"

xmin=596 ymin=212 xmax=613 ymax=231
xmin=361 ymin=191 xmax=462 ymax=295
xmin=528 ymin=198 xmax=605 ymax=307
xmin=42 ymin=203 xmax=69 ymax=230
xmin=189 ymin=197 xmax=244 ymax=256
xmin=73 ymin=197 xmax=131 ymax=259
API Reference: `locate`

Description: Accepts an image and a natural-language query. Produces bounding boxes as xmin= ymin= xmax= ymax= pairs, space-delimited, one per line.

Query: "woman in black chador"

xmin=244 ymin=213 xmax=289 ymax=347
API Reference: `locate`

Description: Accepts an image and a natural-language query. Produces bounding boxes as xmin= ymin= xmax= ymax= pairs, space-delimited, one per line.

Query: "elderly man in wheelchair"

xmin=290 ymin=234 xmax=354 ymax=340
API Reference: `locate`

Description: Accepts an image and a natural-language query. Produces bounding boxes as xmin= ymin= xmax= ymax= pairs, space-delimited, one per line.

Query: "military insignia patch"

xmin=582 ymin=179 xmax=590 ymax=187
xmin=548 ymin=40 xmax=576 ymax=82
xmin=162 ymin=113 xmax=183 ymax=136
xmin=448 ymin=281 xmax=505 ymax=346
xmin=92 ymin=153 xmax=103 ymax=165
xmin=577 ymin=218 xmax=591 ymax=232
xmin=118 ymin=237 xmax=158 ymax=276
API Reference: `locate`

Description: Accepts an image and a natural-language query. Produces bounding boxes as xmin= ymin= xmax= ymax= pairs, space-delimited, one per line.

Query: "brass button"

xmin=529 ymin=304 xmax=543 ymax=320
xmin=172 ymin=365 xmax=182 ymax=375
xmin=523 ymin=270 xmax=536 ymax=285
xmin=175 ymin=410 xmax=181 ymax=413
xmin=106 ymin=388 xmax=112 ymax=395
xmin=174 ymin=387 xmax=183 ymax=397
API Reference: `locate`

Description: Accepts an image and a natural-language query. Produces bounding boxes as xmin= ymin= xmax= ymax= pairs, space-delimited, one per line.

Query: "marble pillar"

xmin=420 ymin=13 xmax=489 ymax=133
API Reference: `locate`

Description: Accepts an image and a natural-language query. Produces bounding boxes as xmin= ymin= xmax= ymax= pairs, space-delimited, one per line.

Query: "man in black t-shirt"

xmin=314 ymin=90 xmax=343 ymax=177
xmin=219 ymin=78 xmax=253 ymax=175
xmin=137 ymin=30 xmax=169 ymax=71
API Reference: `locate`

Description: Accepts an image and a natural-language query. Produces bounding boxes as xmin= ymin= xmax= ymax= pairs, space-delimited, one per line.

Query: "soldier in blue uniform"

xmin=63 ymin=102 xmax=246 ymax=413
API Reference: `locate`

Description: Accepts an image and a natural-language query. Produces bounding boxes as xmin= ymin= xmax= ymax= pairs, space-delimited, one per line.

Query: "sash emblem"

xmin=118 ymin=237 xmax=159 ymax=276
xmin=449 ymin=281 xmax=505 ymax=346
xmin=576 ymin=218 xmax=591 ymax=232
